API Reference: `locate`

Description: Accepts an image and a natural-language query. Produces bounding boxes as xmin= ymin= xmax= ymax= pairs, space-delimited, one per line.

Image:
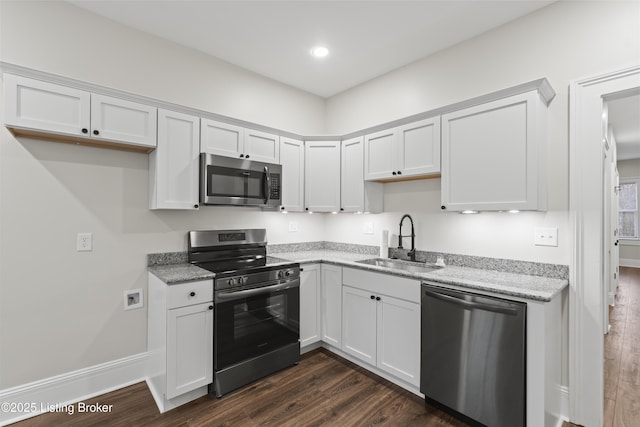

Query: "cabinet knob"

xmin=194 ymin=204 xmax=199 ymax=209
xmin=209 ymin=305 xmax=213 ymax=310
xmin=441 ymin=205 xmax=446 ymax=210
xmin=397 ymin=171 xmax=402 ymax=175
xmin=245 ymin=154 xmax=250 ymax=159
xmin=93 ymin=130 xmax=100 ymax=136
xmin=370 ymin=295 xmax=375 ymax=300
xmin=340 ymin=208 xmax=344 ymax=211
xmin=392 ymin=171 xmax=397 ymax=176
xmin=305 ymin=208 xmax=309 ymax=211
xmin=376 ymin=296 xmax=381 ymax=301
xmin=300 ymin=268 xmax=304 ymax=272
xmin=190 ymin=291 xmax=196 ymax=297
xmin=240 ymin=154 xmax=244 ymax=158
xmin=81 ymin=128 xmax=88 ymax=134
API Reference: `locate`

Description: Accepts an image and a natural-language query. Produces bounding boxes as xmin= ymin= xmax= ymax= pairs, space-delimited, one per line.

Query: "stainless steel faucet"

xmin=398 ymin=214 xmax=416 ymax=261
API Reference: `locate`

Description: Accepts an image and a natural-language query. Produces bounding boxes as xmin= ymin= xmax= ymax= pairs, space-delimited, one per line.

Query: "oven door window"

xmin=207 ymin=165 xmax=266 ymax=200
xmin=215 ymin=284 xmax=299 ymax=371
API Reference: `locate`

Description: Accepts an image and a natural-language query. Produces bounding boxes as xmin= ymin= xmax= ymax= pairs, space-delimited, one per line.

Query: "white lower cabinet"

xmin=341 ymin=268 xmax=421 ymax=387
xmin=300 ymin=264 xmax=321 ymax=348
xmin=147 ymin=274 xmax=213 ymax=412
xmin=321 ymin=264 xmax=343 ymax=347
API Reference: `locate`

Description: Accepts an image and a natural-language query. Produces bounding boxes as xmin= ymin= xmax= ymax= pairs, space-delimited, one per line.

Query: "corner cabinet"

xmin=279 ymin=137 xmax=305 ymax=212
xmin=441 ymin=86 xmax=553 ymax=211
xmin=364 ymin=116 xmax=440 ymax=181
xmin=149 ymin=109 xmax=200 ymax=210
xmin=304 ymin=141 xmax=341 ymax=212
xmin=147 ymin=274 xmax=213 ymax=412
xmin=200 ymin=119 xmax=280 ymax=163
xmin=341 ymin=137 xmax=383 ymax=213
xmin=321 ymin=264 xmax=342 ymax=348
xmin=3 ymin=74 xmax=157 ymax=151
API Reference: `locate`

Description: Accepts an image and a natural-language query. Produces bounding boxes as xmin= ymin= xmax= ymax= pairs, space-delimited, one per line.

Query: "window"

xmin=619 ymin=180 xmax=638 ymax=239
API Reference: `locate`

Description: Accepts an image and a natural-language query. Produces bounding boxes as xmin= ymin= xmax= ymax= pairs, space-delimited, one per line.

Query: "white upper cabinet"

xmin=305 ymin=140 xmax=341 ymax=212
xmin=341 ymin=136 xmax=383 ymax=213
xmin=441 ymin=89 xmax=549 ymax=211
xmin=200 ymin=119 xmax=243 ymax=157
xmin=3 ymin=74 xmax=157 ymax=150
xmin=244 ymin=128 xmax=280 ymax=163
xmin=149 ymin=109 xmax=200 ymax=210
xmin=200 ymin=119 xmax=279 ymax=163
xmin=4 ymin=74 xmax=90 ymax=136
xmin=279 ymin=137 xmax=305 ymax=212
xmin=364 ymin=116 xmax=440 ymax=181
xmin=90 ymin=94 xmax=157 ymax=148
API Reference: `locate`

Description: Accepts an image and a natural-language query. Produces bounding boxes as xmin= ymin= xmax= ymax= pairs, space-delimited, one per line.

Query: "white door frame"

xmin=569 ymin=64 xmax=640 ymax=426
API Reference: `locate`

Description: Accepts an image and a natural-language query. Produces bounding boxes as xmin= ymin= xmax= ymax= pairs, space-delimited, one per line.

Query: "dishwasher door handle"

xmin=422 ymin=287 xmax=520 ymax=316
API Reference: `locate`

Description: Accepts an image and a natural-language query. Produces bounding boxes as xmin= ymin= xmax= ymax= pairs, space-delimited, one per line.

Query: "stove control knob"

xmin=227 ymin=278 xmax=236 ymax=287
xmin=277 ymin=270 xmax=285 ymax=279
xmin=238 ymin=276 xmax=246 ymax=285
xmin=285 ymin=270 xmax=292 ymax=277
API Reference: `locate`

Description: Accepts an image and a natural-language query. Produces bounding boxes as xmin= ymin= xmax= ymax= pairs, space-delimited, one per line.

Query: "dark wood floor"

xmin=14 ymin=268 xmax=640 ymax=427
xmin=12 ymin=348 xmax=468 ymax=427
xmin=602 ymin=266 xmax=640 ymax=427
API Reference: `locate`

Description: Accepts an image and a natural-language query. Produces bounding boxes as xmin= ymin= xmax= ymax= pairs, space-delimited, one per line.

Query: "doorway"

xmin=570 ymin=65 xmax=640 ymax=426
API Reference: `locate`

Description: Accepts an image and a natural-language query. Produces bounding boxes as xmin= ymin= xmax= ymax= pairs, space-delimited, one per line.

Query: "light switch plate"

xmin=534 ymin=227 xmax=558 ymax=247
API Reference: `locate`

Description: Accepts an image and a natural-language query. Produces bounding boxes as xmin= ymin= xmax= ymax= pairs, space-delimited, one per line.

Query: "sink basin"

xmin=356 ymin=258 xmax=443 ymax=274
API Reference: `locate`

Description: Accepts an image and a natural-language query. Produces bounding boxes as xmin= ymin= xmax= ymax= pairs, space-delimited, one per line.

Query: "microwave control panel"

xmin=270 ymin=175 xmax=280 ymax=199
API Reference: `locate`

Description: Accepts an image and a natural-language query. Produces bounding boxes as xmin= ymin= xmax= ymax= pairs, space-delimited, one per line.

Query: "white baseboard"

xmin=0 ymin=353 xmax=147 ymax=426
xmin=620 ymin=258 xmax=640 ymax=268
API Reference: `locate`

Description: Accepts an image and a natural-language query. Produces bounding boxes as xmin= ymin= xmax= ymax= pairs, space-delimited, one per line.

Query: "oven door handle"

xmin=216 ymin=279 xmax=299 ymax=303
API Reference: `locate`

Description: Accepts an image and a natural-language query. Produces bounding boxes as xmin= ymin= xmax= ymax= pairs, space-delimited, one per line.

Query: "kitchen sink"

xmin=356 ymin=258 xmax=443 ymax=273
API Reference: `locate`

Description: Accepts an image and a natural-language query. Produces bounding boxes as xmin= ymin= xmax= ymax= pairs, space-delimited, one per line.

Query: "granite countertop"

xmin=148 ymin=248 xmax=568 ymax=302
xmin=270 ymin=250 xmax=568 ymax=302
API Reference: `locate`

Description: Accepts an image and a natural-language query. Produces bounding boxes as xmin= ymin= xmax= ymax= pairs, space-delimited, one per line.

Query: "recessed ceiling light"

xmin=310 ymin=46 xmax=329 ymax=58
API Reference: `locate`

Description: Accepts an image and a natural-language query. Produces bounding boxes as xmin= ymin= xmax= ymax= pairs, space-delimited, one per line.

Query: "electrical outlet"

xmin=288 ymin=222 xmax=298 ymax=232
xmin=363 ymin=222 xmax=374 ymax=235
xmin=124 ymin=289 xmax=143 ymax=310
xmin=534 ymin=227 xmax=558 ymax=247
xmin=77 ymin=233 xmax=92 ymax=251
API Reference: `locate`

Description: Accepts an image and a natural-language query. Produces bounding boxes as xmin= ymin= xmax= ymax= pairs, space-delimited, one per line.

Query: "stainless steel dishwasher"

xmin=420 ymin=282 xmax=526 ymax=427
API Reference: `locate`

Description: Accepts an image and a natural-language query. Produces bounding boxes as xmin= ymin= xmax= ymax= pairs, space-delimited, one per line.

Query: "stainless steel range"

xmin=188 ymin=229 xmax=300 ymax=397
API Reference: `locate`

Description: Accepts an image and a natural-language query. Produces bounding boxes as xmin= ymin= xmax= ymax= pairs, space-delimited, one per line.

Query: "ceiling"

xmin=608 ymin=93 xmax=640 ymax=161
xmin=67 ymin=0 xmax=556 ymax=98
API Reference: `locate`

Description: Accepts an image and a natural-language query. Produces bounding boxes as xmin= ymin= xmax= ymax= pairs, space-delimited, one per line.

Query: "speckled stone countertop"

xmin=148 ymin=256 xmax=292 ymax=285
xmin=270 ymin=250 xmax=568 ymax=302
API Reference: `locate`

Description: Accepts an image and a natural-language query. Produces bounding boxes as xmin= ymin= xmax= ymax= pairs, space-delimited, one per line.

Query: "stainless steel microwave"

xmin=200 ymin=153 xmax=282 ymax=208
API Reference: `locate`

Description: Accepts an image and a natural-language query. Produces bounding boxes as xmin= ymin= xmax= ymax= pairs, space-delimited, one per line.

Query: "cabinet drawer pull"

xmin=370 ymin=295 xmax=375 ymax=300
xmin=208 ymin=305 xmax=213 ymax=310
xmin=376 ymin=296 xmax=381 ymax=301
xmin=189 ymin=291 xmax=196 ymax=297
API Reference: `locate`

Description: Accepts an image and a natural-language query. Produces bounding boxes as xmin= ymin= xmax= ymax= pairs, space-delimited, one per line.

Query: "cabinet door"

xmin=166 ymin=302 xmax=213 ymax=399
xmin=341 ymin=137 xmax=365 ymax=212
xmin=441 ymin=91 xmax=545 ymax=211
xmin=304 ymin=141 xmax=341 ymax=212
xmin=3 ymin=74 xmax=90 ymax=136
xmin=245 ymin=129 xmax=280 ymax=163
xmin=150 ymin=109 xmax=200 ymax=210
xmin=376 ymin=295 xmax=420 ymax=386
xmin=342 ymin=286 xmax=377 ymax=365
xmin=280 ymin=137 xmax=305 ymax=212
xmin=364 ymin=129 xmax=397 ymax=180
xmin=200 ymin=119 xmax=244 ymax=158
xmin=300 ymin=264 xmax=321 ymax=348
xmin=90 ymin=94 xmax=157 ymax=148
xmin=397 ymin=117 xmax=440 ymax=177
xmin=321 ymin=264 xmax=342 ymax=347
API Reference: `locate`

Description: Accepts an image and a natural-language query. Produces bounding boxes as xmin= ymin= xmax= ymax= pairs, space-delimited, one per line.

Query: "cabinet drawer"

xmin=167 ymin=280 xmax=213 ymax=309
xmin=342 ymin=267 xmax=420 ymax=303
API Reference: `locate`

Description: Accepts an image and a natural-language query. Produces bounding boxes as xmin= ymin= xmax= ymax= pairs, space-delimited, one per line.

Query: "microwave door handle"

xmin=263 ymin=166 xmax=271 ymax=204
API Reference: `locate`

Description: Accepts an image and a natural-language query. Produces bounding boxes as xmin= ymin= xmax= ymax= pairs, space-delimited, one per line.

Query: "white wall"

xmin=0 ymin=1 xmax=325 ymax=389
xmin=324 ymin=0 xmax=640 ymax=265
